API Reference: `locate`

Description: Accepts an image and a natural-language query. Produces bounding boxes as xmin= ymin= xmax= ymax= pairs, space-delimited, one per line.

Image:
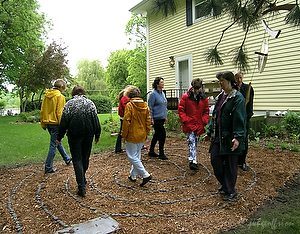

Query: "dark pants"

xmin=68 ymin=135 xmax=94 ymax=191
xmin=210 ymin=141 xmax=239 ymax=194
xmin=115 ymin=119 xmax=123 ymax=153
xmin=238 ymin=120 xmax=250 ymax=165
xmin=150 ymin=119 xmax=166 ymax=155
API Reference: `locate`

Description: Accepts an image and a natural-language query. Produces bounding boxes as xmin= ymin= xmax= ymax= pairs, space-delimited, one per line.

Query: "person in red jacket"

xmin=178 ymin=78 xmax=209 ymax=171
xmin=115 ymin=87 xmax=130 ymax=153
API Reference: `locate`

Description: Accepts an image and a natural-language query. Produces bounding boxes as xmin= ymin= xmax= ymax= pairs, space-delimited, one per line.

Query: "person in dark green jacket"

xmin=207 ymin=71 xmax=246 ymax=202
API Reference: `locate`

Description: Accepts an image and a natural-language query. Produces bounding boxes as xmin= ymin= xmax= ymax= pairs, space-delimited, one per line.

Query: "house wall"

xmin=146 ymin=0 xmax=300 ymax=112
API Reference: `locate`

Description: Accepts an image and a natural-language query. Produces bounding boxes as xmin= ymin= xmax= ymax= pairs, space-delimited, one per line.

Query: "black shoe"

xmin=66 ymin=158 xmax=72 ymax=165
xmin=218 ymin=186 xmax=226 ymax=195
xmin=158 ymin=154 xmax=168 ymax=160
xmin=148 ymin=151 xmax=159 ymax=157
xmin=223 ymin=192 xmax=238 ymax=202
xmin=45 ymin=168 xmax=56 ymax=174
xmin=128 ymin=176 xmax=137 ymax=182
xmin=77 ymin=189 xmax=86 ymax=197
xmin=140 ymin=175 xmax=152 ymax=187
xmin=189 ymin=162 xmax=199 ymax=170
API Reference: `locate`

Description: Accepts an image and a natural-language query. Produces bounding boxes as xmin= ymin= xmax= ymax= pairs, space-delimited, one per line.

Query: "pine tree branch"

xmin=262 ymin=3 xmax=296 ymax=15
xmin=215 ymin=18 xmax=240 ymax=48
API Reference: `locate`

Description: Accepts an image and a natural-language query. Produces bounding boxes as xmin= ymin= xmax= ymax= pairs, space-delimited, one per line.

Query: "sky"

xmin=38 ymin=0 xmax=141 ymax=75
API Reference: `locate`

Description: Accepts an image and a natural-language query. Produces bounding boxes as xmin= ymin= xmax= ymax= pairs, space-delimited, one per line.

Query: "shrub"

xmin=0 ymin=99 xmax=6 ymax=109
xmin=101 ymin=114 xmax=119 ymax=133
xmin=88 ymin=95 xmax=112 ymax=114
xmin=18 ymin=110 xmax=40 ymax=123
xmin=266 ymin=142 xmax=276 ymax=150
xmin=261 ymin=123 xmax=283 ymax=138
xmin=25 ymin=100 xmax=41 ymax=112
xmin=282 ymin=111 xmax=300 ymax=136
xmin=280 ymin=142 xmax=289 ymax=150
xmin=165 ymin=110 xmax=181 ymax=132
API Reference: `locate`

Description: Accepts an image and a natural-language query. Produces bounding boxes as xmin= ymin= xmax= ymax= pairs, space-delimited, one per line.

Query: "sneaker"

xmin=66 ymin=158 xmax=72 ymax=165
xmin=115 ymin=149 xmax=125 ymax=154
xmin=223 ymin=192 xmax=238 ymax=202
xmin=158 ymin=154 xmax=168 ymax=160
xmin=140 ymin=175 xmax=152 ymax=187
xmin=189 ymin=162 xmax=199 ymax=171
xmin=241 ymin=163 xmax=249 ymax=171
xmin=45 ymin=168 xmax=56 ymax=174
xmin=128 ymin=176 xmax=137 ymax=182
xmin=77 ymin=189 xmax=86 ymax=197
xmin=218 ymin=186 xmax=226 ymax=195
xmin=148 ymin=151 xmax=159 ymax=158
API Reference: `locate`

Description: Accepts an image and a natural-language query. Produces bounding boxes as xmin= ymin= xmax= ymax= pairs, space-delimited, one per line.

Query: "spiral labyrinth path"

xmin=1 ymin=138 xmax=300 ymax=233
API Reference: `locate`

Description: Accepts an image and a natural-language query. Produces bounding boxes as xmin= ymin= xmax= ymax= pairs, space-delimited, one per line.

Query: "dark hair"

xmin=152 ymin=77 xmax=164 ymax=89
xmin=71 ymin=85 xmax=85 ymax=96
xmin=216 ymin=71 xmax=239 ymax=90
xmin=191 ymin=78 xmax=203 ymax=89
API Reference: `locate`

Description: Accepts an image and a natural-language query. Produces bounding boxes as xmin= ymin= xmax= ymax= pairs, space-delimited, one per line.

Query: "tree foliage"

xmin=127 ymin=47 xmax=147 ymax=98
xmin=155 ymin=0 xmax=300 ymax=72
xmin=75 ymin=60 xmax=106 ymax=93
xmin=106 ymin=49 xmax=132 ymax=102
xmin=0 ymin=0 xmax=46 ymax=92
xmin=105 ymin=13 xmax=147 ymax=104
xmin=125 ymin=13 xmax=147 ymax=48
xmin=17 ymin=41 xmax=71 ymax=112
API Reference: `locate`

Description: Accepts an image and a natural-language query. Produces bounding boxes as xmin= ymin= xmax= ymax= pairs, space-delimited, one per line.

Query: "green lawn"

xmin=0 ymin=113 xmax=119 ymax=166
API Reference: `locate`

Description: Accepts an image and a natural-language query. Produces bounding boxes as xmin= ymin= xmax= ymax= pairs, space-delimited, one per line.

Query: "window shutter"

xmin=186 ymin=0 xmax=193 ymax=26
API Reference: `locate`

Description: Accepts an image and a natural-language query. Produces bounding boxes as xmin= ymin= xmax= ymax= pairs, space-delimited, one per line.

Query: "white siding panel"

xmin=147 ymin=0 xmax=300 ymax=111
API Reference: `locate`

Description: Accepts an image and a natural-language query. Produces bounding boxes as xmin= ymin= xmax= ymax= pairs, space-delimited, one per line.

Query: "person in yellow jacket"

xmin=40 ymin=79 xmax=71 ymax=173
xmin=121 ymin=86 xmax=152 ymax=187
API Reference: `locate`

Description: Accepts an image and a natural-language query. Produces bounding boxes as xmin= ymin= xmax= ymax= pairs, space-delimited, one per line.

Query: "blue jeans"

xmin=45 ymin=125 xmax=70 ymax=172
xmin=125 ymin=142 xmax=150 ymax=179
xmin=187 ymin=132 xmax=198 ymax=164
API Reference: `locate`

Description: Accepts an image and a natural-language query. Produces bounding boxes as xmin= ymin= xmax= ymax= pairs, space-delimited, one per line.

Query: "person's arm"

xmin=121 ymin=102 xmax=132 ymax=140
xmin=146 ymin=106 xmax=151 ymax=135
xmin=178 ymin=95 xmax=192 ymax=123
xmin=91 ymin=103 xmax=101 ymax=143
xmin=56 ymin=95 xmax=66 ymax=123
xmin=148 ymin=91 xmax=155 ymax=120
xmin=40 ymin=98 xmax=46 ymax=130
xmin=247 ymin=86 xmax=254 ymax=119
xmin=57 ymin=108 xmax=68 ymax=142
xmin=202 ymin=98 xmax=210 ymax=125
xmin=232 ymin=95 xmax=246 ymax=148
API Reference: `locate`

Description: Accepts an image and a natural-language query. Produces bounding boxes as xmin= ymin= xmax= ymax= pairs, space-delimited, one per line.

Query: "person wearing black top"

xmin=57 ymin=86 xmax=101 ymax=197
xmin=235 ymin=71 xmax=254 ymax=171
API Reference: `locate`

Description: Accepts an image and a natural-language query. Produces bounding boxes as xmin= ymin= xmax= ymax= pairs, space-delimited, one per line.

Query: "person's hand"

xmin=231 ymin=138 xmax=239 ymax=151
xmin=204 ymin=134 xmax=210 ymax=141
xmin=56 ymin=139 xmax=61 ymax=144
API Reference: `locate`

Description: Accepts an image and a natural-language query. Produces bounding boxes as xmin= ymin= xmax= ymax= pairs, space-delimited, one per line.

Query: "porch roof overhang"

xmin=129 ymin=0 xmax=155 ymax=14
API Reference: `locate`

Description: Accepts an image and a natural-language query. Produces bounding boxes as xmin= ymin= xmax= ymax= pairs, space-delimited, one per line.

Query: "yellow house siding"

xmin=146 ymin=0 xmax=300 ymax=111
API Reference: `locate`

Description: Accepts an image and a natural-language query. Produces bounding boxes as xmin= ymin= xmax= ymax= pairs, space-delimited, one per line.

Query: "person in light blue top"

xmin=148 ymin=77 xmax=168 ymax=160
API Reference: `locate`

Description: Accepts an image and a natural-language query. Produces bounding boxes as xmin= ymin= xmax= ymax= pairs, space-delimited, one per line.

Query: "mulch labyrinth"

xmin=1 ymin=138 xmax=300 ymax=233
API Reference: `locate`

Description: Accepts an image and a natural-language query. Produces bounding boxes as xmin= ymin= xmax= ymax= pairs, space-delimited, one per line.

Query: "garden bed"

xmin=0 ymin=138 xmax=300 ymax=233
